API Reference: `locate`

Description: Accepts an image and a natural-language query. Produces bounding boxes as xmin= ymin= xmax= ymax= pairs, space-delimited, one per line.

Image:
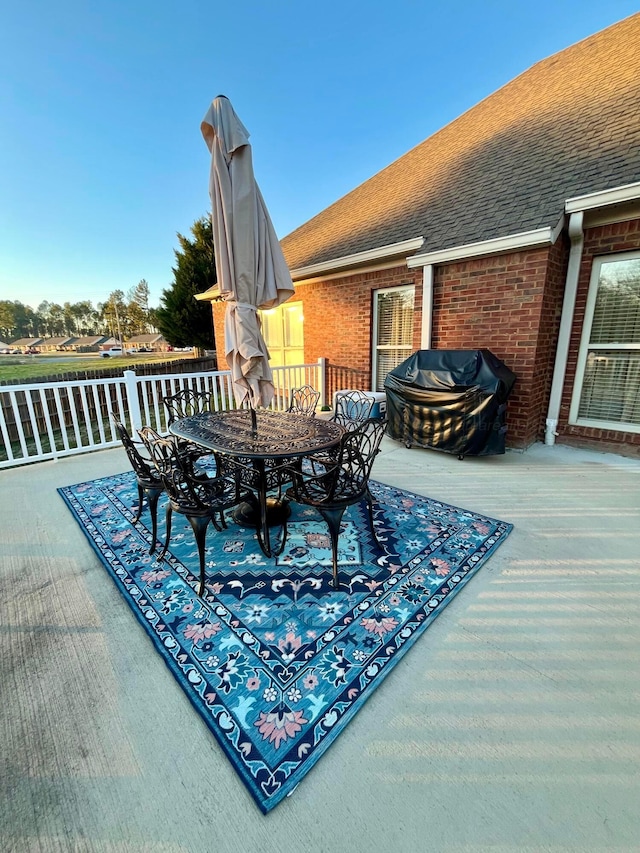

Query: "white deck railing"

xmin=0 ymin=360 xmax=325 ymax=469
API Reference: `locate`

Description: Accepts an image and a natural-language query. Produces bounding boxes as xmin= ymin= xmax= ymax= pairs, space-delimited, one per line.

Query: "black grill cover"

xmin=383 ymin=350 xmax=516 ymax=457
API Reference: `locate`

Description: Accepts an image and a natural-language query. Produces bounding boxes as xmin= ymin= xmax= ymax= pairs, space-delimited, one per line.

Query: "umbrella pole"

xmin=250 ymin=405 xmax=257 ymax=435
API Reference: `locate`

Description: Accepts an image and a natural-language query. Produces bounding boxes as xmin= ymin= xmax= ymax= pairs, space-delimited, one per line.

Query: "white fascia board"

xmin=290 ymin=237 xmax=424 ymax=280
xmin=194 ymin=287 xmax=220 ymax=302
xmin=565 ymin=182 xmax=640 ymax=214
xmin=406 ymin=223 xmax=562 ymax=269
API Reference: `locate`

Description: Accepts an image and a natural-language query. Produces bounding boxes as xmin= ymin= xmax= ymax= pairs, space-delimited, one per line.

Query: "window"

xmin=569 ymin=252 xmax=640 ymax=433
xmin=372 ymin=286 xmax=415 ymax=392
xmin=260 ymin=302 xmax=304 ymax=367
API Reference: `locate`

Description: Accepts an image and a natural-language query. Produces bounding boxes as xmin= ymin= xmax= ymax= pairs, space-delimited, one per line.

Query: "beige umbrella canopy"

xmin=201 ymin=95 xmax=295 ymax=408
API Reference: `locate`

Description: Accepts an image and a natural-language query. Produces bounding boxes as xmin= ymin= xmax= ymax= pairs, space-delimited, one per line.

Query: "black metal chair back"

xmin=287 ymin=385 xmax=320 ymax=416
xmin=332 ymin=390 xmax=375 ymax=431
xmin=110 ymin=413 xmax=164 ymax=554
xmin=286 ymin=417 xmax=386 ymax=589
xmin=162 ymin=388 xmax=215 ymax=426
xmin=139 ymin=428 xmax=205 ymax=513
xmin=138 ymin=426 xmax=247 ymax=596
xmin=161 ymin=388 xmax=217 ymax=463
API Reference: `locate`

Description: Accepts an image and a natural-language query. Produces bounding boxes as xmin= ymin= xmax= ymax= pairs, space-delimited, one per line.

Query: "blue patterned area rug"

xmin=59 ymin=471 xmax=512 ymax=813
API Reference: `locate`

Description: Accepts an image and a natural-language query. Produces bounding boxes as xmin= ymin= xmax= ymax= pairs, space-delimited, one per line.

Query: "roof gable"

xmin=282 ymin=14 xmax=640 ymax=273
xmin=128 ymin=334 xmax=165 ymax=343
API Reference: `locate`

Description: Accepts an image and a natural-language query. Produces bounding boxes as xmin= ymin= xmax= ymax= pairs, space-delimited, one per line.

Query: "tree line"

xmin=0 ymin=280 xmax=156 ymax=342
xmin=1 ymin=216 xmax=217 ymax=351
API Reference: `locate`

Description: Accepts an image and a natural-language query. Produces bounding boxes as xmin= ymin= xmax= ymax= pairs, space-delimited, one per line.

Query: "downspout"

xmin=545 ymin=211 xmax=584 ymax=445
xmin=420 ymin=264 xmax=434 ymax=348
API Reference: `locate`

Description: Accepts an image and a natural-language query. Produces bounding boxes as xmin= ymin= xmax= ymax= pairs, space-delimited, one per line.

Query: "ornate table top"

xmin=169 ymin=410 xmax=343 ymax=459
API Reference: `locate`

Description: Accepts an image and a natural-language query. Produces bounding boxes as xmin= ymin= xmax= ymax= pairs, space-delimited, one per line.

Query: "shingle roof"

xmin=127 ymin=334 xmax=165 ymax=344
xmin=42 ymin=337 xmax=74 ymax=346
xmin=281 ymin=14 xmax=640 ymax=272
xmin=72 ymin=336 xmax=107 ymax=346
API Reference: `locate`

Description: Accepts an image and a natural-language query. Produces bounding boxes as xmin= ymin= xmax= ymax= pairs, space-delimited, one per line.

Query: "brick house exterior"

xmin=207 ymin=14 xmax=640 ymax=455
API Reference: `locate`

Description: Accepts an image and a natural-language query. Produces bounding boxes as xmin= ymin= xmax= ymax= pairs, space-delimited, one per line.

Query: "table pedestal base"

xmin=232 ymin=496 xmax=291 ymax=528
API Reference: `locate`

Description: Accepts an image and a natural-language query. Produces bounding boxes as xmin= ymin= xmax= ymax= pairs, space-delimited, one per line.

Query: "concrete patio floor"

xmin=1 ymin=438 xmax=639 ymax=852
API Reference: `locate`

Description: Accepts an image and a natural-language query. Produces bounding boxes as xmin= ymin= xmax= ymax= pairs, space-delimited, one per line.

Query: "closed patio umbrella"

xmin=201 ymin=95 xmax=294 ymax=409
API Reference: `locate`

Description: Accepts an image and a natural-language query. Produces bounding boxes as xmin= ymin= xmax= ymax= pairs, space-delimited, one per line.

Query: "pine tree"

xmin=155 ymin=217 xmax=216 ymax=352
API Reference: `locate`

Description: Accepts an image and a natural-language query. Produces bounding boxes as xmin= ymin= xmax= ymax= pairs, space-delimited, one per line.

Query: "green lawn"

xmin=0 ymin=352 xmax=195 ymax=384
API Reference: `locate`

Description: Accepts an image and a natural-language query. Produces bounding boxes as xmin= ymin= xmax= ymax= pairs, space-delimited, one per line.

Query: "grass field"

xmin=0 ymin=352 xmax=195 ymax=384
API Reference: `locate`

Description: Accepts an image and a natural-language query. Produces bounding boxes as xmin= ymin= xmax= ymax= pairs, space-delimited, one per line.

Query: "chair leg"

xmin=364 ymin=488 xmax=381 ymax=548
xmin=160 ymin=504 xmax=172 ymax=561
xmin=146 ymin=486 xmax=163 ymax=554
xmin=319 ymin=506 xmax=347 ymax=590
xmin=187 ymin=515 xmax=211 ymax=597
xmin=133 ymin=483 xmax=145 ymax=523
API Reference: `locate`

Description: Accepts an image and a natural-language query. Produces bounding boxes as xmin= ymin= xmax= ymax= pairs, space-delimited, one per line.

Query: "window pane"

xmin=578 ymin=350 xmax=640 ymax=425
xmin=261 ymin=310 xmax=283 ymax=347
xmin=283 ymin=304 xmax=304 ymax=348
xmin=377 ymin=290 xmax=415 ymax=346
xmin=376 ymin=348 xmax=411 ymax=382
xmin=590 ymin=258 xmax=640 ymax=344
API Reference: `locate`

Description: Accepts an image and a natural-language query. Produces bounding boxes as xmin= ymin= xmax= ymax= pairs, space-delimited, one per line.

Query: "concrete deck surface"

xmin=1 ymin=439 xmax=639 ymax=853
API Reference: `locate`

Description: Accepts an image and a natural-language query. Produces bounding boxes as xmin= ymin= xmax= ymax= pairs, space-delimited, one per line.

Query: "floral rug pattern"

xmin=59 ymin=471 xmax=512 ymax=812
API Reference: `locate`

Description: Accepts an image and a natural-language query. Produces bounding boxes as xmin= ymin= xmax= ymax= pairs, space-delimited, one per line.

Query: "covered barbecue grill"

xmin=383 ymin=349 xmax=516 ymax=458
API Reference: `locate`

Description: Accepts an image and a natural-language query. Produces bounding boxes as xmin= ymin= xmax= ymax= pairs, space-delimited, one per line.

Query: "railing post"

xmin=318 ymin=357 xmax=326 ymax=408
xmin=124 ymin=370 xmax=142 ymax=433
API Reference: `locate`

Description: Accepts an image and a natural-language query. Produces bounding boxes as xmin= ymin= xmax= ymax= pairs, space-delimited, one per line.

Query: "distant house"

xmin=72 ymin=336 xmax=109 ymax=353
xmin=204 ymin=14 xmax=640 ymax=456
xmin=11 ymin=337 xmax=43 ymax=350
xmin=98 ymin=337 xmax=120 ymax=352
xmin=126 ymin=333 xmax=169 ymax=352
xmin=37 ymin=337 xmax=75 ymax=352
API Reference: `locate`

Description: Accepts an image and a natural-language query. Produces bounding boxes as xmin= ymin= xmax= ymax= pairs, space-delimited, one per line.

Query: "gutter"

xmin=544 ymin=181 xmax=640 ymax=445
xmin=545 ymin=211 xmax=584 ymax=445
xmin=407 ymin=221 xmax=564 ymax=268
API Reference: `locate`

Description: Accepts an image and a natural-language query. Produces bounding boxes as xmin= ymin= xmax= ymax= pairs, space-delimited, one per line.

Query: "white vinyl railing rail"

xmin=0 ymin=359 xmax=325 ymax=469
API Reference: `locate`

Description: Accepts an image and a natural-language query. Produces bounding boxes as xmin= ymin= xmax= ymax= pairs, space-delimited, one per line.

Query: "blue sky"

xmin=1 ymin=1 xmax=638 ymax=311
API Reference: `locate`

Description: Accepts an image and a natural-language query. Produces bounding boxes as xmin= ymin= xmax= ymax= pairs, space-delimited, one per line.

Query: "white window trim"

xmin=569 ymin=251 xmax=640 ymax=434
xmin=371 ymin=285 xmax=415 ymax=391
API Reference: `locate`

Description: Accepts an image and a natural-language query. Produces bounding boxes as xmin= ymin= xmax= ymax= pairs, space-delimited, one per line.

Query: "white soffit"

xmin=407 ymin=220 xmax=564 ymax=269
xmin=290 ymin=237 xmax=424 ymax=280
xmin=565 ymin=181 xmax=640 ymax=213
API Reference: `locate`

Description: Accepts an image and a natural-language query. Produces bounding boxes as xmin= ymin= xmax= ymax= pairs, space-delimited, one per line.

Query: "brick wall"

xmin=557 ymin=217 xmax=640 ymax=455
xmin=433 ymin=245 xmax=566 ymax=447
xmin=211 ymin=250 xmax=567 ymax=448
xmin=291 ymin=266 xmax=420 ymax=399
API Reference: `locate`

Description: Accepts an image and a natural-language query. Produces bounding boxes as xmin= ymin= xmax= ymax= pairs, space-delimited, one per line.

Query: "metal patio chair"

xmin=285 ymin=417 xmax=386 ymax=590
xmin=307 ymin=390 xmax=378 ymax=472
xmin=110 ymin=413 xmax=164 ymax=554
xmin=287 ymin=384 xmax=320 ymax=416
xmin=331 ymin=390 xmax=376 ymax=431
xmin=138 ymin=426 xmax=250 ymax=597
